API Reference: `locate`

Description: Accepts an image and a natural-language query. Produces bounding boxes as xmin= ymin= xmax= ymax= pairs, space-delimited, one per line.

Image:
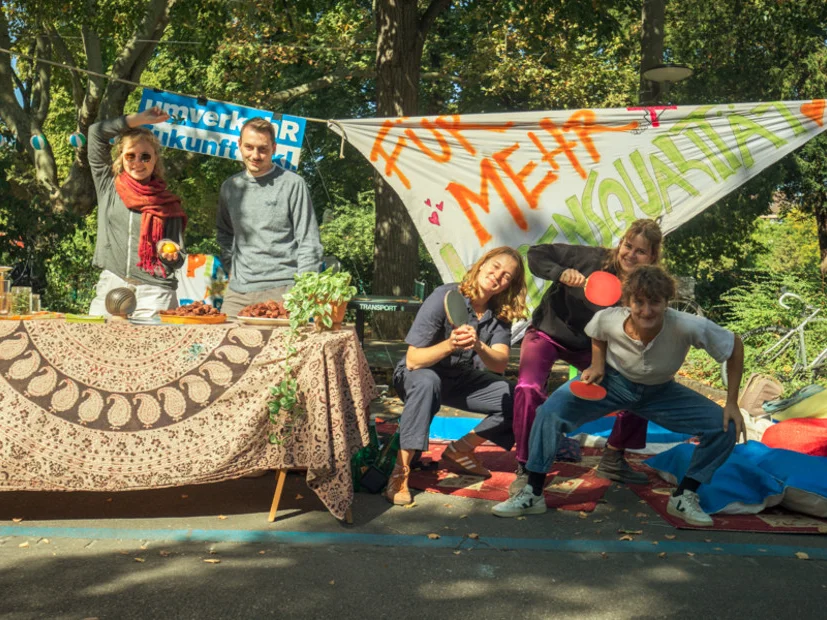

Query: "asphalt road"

xmin=2 ymin=469 xmax=826 ymax=620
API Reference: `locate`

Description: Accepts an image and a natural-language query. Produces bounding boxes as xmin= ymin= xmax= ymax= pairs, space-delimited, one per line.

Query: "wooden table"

xmin=0 ymin=320 xmax=376 ymax=521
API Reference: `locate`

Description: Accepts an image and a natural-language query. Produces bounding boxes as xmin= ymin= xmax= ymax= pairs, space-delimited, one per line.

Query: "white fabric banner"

xmin=333 ymin=100 xmax=826 ymax=308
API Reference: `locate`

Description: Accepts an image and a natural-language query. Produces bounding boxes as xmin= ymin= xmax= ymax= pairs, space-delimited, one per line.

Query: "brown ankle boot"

xmin=384 ymin=464 xmax=412 ymax=505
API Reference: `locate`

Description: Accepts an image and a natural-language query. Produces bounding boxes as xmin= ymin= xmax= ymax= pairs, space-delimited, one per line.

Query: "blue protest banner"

xmin=138 ymin=90 xmax=305 ymax=170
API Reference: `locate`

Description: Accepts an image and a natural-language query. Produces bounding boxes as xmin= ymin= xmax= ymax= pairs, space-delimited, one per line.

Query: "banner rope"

xmin=0 ymin=46 xmax=335 ymax=128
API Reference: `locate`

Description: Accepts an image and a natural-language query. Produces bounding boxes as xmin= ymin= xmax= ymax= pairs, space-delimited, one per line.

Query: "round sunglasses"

xmin=124 ymin=152 xmax=154 ymax=163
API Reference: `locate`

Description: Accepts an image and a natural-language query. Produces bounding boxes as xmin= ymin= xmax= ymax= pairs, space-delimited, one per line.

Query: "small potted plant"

xmin=268 ymin=268 xmax=358 ymax=444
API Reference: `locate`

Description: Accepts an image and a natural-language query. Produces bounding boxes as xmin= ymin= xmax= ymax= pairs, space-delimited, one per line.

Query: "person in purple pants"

xmin=510 ymin=219 xmax=663 ymax=494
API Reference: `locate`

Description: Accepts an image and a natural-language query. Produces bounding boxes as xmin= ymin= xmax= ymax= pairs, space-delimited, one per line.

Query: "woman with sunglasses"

xmin=87 ymin=106 xmax=187 ymax=321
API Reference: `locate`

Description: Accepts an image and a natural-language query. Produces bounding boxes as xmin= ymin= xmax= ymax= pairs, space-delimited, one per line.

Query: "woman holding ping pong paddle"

xmin=511 ymin=219 xmax=663 ymax=495
xmin=384 ymin=247 xmax=527 ymax=506
xmin=493 ymin=265 xmax=745 ymax=526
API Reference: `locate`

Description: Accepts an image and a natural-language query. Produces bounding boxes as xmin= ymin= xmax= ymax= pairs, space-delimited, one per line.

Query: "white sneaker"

xmin=492 ymin=485 xmax=547 ymax=518
xmin=667 ymin=490 xmax=713 ymax=527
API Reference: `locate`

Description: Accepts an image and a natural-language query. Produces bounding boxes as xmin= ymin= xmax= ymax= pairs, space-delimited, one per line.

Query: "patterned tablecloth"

xmin=0 ymin=320 xmax=376 ymax=520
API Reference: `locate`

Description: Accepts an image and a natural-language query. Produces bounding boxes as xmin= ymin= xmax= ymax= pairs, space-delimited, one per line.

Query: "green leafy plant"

xmin=267 ymin=268 xmax=358 ymax=444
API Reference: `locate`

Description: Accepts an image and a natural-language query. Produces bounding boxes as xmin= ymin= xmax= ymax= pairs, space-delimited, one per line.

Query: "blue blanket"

xmin=644 ymin=441 xmax=827 ymax=517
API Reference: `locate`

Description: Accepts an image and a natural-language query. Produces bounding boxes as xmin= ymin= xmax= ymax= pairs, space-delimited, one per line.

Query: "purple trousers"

xmin=513 ymin=327 xmax=648 ymax=464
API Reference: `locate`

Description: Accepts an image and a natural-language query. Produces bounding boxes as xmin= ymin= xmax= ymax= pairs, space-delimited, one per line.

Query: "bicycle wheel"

xmin=721 ymin=326 xmax=799 ymax=387
xmin=668 ymin=297 xmax=704 ymax=317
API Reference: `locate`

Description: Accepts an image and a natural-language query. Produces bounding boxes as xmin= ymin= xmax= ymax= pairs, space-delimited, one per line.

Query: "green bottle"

xmin=375 ymin=431 xmax=400 ymax=476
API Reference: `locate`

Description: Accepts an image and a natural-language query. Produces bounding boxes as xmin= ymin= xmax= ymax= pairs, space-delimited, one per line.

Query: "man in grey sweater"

xmin=216 ymin=117 xmax=323 ymax=317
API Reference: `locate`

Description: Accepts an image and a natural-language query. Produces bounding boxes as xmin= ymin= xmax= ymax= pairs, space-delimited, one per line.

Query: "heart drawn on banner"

xmin=428 ymin=212 xmax=440 ymax=225
xmin=435 ymin=201 xmax=444 ymax=211
xmin=424 ymin=198 xmax=432 ymax=207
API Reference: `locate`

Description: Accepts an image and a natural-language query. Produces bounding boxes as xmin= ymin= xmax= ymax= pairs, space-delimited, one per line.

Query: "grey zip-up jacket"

xmin=89 ymin=117 xmax=185 ymax=289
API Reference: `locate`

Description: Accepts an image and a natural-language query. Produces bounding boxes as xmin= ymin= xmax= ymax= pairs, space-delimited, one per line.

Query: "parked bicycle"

xmin=721 ymin=292 xmax=827 ymax=387
xmin=668 ymin=276 xmax=704 ymax=317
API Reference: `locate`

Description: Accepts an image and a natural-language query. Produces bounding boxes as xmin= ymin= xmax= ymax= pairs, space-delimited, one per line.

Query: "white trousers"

xmin=88 ymin=269 xmax=178 ymax=321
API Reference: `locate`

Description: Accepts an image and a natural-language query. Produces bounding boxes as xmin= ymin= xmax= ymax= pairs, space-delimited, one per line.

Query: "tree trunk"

xmin=816 ymin=204 xmax=827 ymax=281
xmin=371 ymin=0 xmax=449 ymax=339
xmin=639 ymin=0 xmax=665 ymax=105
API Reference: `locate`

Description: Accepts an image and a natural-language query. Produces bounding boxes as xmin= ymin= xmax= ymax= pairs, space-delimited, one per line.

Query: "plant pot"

xmin=313 ymin=300 xmax=348 ymax=332
xmin=330 ymin=301 xmax=347 ymax=330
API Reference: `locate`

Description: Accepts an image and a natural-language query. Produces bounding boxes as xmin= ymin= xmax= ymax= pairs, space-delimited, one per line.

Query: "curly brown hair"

xmin=458 ymin=246 xmax=527 ymax=323
xmin=111 ymin=128 xmax=165 ymax=180
xmin=603 ymin=218 xmax=662 ymax=275
xmin=621 ymin=265 xmax=676 ymax=305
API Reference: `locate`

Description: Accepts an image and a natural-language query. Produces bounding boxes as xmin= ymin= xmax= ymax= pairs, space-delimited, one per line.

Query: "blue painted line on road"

xmin=1 ymin=525 xmax=825 ymax=559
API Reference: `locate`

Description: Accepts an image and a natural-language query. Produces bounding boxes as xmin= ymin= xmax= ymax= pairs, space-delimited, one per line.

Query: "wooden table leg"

xmin=268 ymin=469 xmax=288 ymax=523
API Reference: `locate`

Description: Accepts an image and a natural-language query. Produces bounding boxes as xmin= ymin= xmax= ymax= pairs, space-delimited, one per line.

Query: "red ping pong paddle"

xmin=570 ymin=380 xmax=607 ymax=401
xmin=584 ymin=271 xmax=622 ymax=307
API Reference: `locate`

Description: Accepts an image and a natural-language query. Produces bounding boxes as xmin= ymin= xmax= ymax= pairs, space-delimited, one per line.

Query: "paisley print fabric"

xmin=0 ymin=321 xmax=375 ymax=520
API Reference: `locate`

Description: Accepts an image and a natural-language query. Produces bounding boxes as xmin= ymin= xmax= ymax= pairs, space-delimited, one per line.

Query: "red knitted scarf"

xmin=114 ymin=172 xmax=187 ymax=277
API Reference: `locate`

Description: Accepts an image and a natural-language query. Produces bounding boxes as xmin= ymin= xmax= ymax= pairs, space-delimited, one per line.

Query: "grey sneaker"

xmin=508 ymin=463 xmax=529 ymax=497
xmin=667 ymin=490 xmax=713 ymax=527
xmin=492 ymin=485 xmax=547 ymax=518
xmin=596 ymin=449 xmax=649 ymax=485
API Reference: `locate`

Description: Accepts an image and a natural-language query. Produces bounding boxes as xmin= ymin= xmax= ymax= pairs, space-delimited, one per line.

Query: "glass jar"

xmin=10 ymin=286 xmax=32 ymax=315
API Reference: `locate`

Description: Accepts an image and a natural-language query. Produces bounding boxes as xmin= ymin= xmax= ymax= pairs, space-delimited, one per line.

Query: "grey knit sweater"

xmin=216 ymin=165 xmax=322 ymax=293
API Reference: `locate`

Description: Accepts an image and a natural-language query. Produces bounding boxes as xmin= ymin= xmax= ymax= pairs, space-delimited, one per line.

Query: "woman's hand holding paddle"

xmin=559 ymin=269 xmax=586 ymax=287
xmin=449 ymin=324 xmax=478 ymax=351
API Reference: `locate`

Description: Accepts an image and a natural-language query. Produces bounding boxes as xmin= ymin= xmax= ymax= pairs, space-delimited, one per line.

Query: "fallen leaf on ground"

xmin=453 ymin=551 xmax=461 ymax=555
xmin=118 ymin=550 xmax=130 ymax=555
xmin=687 ymin=552 xmax=695 ymax=557
xmin=578 ymin=511 xmax=588 ymax=519
xmin=217 ymin=515 xmax=227 ymax=520
xmin=651 ymin=541 xmax=659 ymax=545
xmin=18 ymin=542 xmax=29 ymax=548
xmin=635 ymin=512 xmax=648 ymax=518
xmin=181 ymin=494 xmax=189 ymax=499
xmin=203 ymin=559 xmax=221 ymax=564
xmin=12 ymin=518 xmax=23 ymax=523
xmin=329 ymin=580 xmax=335 ymax=585
xmin=459 ymin=514 xmax=468 ymax=519
xmin=467 ymin=533 xmax=479 ymax=539
xmin=638 ymin=500 xmax=647 ymax=504
xmin=40 ymin=539 xmax=49 ymax=544
xmin=258 ymin=551 xmax=266 ymax=555
xmin=617 ymin=529 xmax=643 ymax=535
xmin=593 ymin=519 xmax=604 ymax=523
xmin=658 ymin=552 xmax=667 ymax=559
xmin=713 ymin=547 xmax=723 ymax=551
xmin=427 ymin=533 xmax=440 ymax=540
xmin=105 ymin=498 xmax=113 ymax=503
xmin=664 ymin=534 xmax=676 ymax=540
xmin=159 ymin=550 xmax=171 ymax=557
xmin=600 ymin=552 xmax=609 ymax=559
xmin=516 ymin=516 xmax=526 ymax=521
xmin=618 ymin=535 xmax=634 ymax=541
xmin=140 ymin=544 xmax=148 ymax=550
xmin=795 ymin=552 xmax=810 ymax=560
xmin=443 ymin=503 xmax=453 ymax=508
xmin=295 ymin=494 xmax=304 ymax=500
xmin=704 ymin=539 xmax=712 ymax=543
xmin=134 ymin=557 xmax=145 ymax=563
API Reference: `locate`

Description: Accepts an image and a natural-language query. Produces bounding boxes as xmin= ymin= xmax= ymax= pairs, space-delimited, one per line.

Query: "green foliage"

xmin=268 ymin=268 xmax=358 ymax=444
xmin=681 ymin=270 xmax=827 ymax=393
xmin=42 ymin=213 xmax=98 ymax=313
